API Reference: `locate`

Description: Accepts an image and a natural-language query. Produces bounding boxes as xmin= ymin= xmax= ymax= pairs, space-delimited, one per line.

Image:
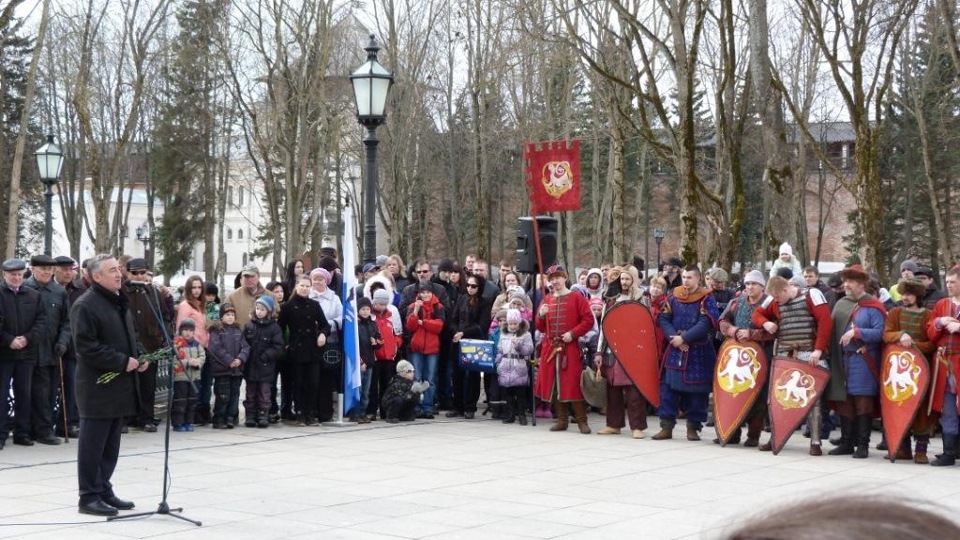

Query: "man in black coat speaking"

xmin=71 ymin=254 xmax=149 ymax=517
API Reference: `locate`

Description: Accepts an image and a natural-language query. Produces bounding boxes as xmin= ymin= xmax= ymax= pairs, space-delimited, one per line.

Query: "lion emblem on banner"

xmin=541 ymin=161 xmax=574 ymax=198
xmin=883 ymin=350 xmax=922 ymax=403
xmin=717 ymin=345 xmax=761 ymax=397
xmin=774 ymin=369 xmax=816 ymax=410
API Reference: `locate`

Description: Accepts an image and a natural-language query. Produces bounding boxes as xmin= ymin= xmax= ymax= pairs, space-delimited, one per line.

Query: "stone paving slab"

xmin=2 ymin=413 xmax=960 ymax=539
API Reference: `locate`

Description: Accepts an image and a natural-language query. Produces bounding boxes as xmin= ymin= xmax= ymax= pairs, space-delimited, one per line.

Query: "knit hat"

xmin=416 ymin=281 xmax=433 ymax=292
xmin=744 ymin=270 xmax=766 ymax=286
xmin=589 ymin=297 xmax=605 ymax=309
xmin=372 ymin=289 xmax=392 ymax=305
xmin=900 ymin=260 xmax=919 ymax=273
xmin=255 ymin=295 xmax=277 ymax=312
xmin=396 ymin=360 xmax=415 ymax=375
xmin=357 ymin=296 xmax=373 ymax=311
xmin=506 ymin=308 xmax=522 ymax=324
xmin=318 ymin=256 xmax=339 ymax=272
xmin=438 ymin=258 xmax=457 ymax=273
xmin=779 ymin=242 xmax=793 ymax=257
xmin=220 ymin=302 xmax=236 ymax=318
xmin=776 ymin=267 xmax=794 ymax=280
xmin=546 ymin=264 xmax=567 ymax=279
xmin=897 ymin=278 xmax=926 ymax=300
xmin=375 ymin=255 xmax=389 ymax=267
xmin=310 ymin=267 xmax=331 ymax=285
xmin=178 ymin=318 xmax=196 ymax=332
xmin=788 ymin=275 xmax=806 ymax=289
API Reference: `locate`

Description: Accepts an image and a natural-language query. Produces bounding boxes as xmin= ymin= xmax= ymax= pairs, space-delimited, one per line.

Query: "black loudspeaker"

xmin=516 ymin=216 xmax=558 ymax=273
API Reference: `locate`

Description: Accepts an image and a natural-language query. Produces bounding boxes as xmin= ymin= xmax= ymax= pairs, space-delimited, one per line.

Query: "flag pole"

xmin=324 ymin=200 xmax=357 ymax=428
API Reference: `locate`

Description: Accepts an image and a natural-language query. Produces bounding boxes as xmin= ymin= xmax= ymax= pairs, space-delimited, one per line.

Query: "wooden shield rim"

xmin=713 ymin=339 xmax=768 ymax=446
xmin=880 ymin=344 xmax=931 ymax=463
xmin=769 ymin=357 xmax=831 ymax=456
xmin=601 ymin=300 xmax=661 ymax=407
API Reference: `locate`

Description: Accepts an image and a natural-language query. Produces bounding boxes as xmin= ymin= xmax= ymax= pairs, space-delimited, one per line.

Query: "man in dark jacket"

xmin=24 ymin=254 xmax=71 ymax=445
xmin=122 ymin=258 xmax=173 ymax=432
xmin=54 ymin=255 xmax=85 ymax=438
xmin=71 ymin=254 xmax=147 ymax=516
xmin=916 ymin=266 xmax=948 ymax=310
xmin=399 ymin=260 xmax=451 ymax=316
xmin=0 ymin=258 xmax=47 ymax=449
xmin=803 ymin=266 xmax=838 ymax=310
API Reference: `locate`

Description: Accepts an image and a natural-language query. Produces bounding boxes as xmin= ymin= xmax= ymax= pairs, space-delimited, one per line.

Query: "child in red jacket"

xmin=405 ymin=283 xmax=446 ymax=418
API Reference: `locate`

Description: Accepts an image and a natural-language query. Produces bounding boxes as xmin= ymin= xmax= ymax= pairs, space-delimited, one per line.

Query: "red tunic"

xmin=926 ymin=298 xmax=960 ymax=413
xmin=535 ymin=291 xmax=595 ymax=402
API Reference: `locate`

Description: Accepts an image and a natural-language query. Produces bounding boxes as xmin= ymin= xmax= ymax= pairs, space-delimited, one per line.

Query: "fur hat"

xmin=743 ymin=270 xmax=766 ymax=286
xmin=255 ymin=294 xmax=277 ymax=313
xmin=396 ymin=360 xmax=415 ymax=375
xmin=506 ymin=309 xmax=522 ymax=324
xmin=839 ymin=264 xmax=870 ymax=283
xmin=779 ymin=242 xmax=793 ymax=256
xmin=897 ymin=279 xmax=926 ymax=300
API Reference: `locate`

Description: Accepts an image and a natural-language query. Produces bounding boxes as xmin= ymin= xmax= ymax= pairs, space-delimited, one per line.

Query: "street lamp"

xmin=34 ymin=133 xmax=65 ymax=256
xmin=350 ymin=34 xmax=393 ymax=263
xmin=654 ymin=228 xmax=665 ymax=271
xmin=136 ymin=223 xmax=153 ymax=266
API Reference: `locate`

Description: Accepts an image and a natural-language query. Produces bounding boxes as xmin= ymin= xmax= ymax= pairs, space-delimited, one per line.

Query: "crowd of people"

xmin=3 ymin=242 xmax=960 ymax=516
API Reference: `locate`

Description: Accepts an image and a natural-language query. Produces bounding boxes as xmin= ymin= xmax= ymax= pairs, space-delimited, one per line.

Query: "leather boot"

xmin=895 ymin=439 xmax=913 ymax=461
xmin=931 ymin=433 xmax=957 ymax=467
xmin=743 ymin=416 xmax=763 ymax=447
xmin=852 ymin=414 xmax=871 ymax=459
xmin=828 ymin=416 xmax=855 ymax=456
xmin=572 ymin=401 xmax=591 ymax=434
xmin=686 ymin=420 xmax=701 ymax=441
xmin=549 ymin=402 xmax=569 ymax=432
xmin=914 ymin=435 xmax=929 ymax=464
xmin=652 ymin=420 xmax=675 ymax=440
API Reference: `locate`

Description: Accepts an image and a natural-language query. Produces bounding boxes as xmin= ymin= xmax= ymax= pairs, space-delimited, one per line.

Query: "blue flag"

xmin=341 ymin=206 xmax=362 ymax=414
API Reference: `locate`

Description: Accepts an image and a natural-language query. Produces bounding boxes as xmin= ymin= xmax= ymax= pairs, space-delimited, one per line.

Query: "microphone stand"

xmin=109 ymin=282 xmax=201 ymax=526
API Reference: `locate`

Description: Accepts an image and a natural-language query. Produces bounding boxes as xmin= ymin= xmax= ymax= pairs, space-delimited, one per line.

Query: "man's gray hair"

xmin=87 ymin=254 xmax=115 ymax=276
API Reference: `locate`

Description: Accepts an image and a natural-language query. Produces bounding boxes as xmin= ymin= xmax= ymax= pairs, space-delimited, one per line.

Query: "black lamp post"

xmin=654 ymin=228 xmax=665 ymax=271
xmin=34 ymin=134 xmax=65 ymax=256
xmin=350 ymin=34 xmax=393 ymax=263
xmin=136 ymin=223 xmax=153 ymax=266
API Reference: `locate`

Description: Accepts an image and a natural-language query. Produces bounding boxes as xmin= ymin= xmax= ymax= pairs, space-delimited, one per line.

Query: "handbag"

xmin=580 ymin=366 xmax=607 ymax=408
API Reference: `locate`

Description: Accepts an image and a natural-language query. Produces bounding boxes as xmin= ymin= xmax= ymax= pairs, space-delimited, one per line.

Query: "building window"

xmin=226 ymin=228 xmax=233 ymax=240
xmin=242 ymin=252 xmax=248 ymax=265
xmin=239 ymin=186 xmax=244 ymax=206
xmin=238 ymin=229 xmax=244 ymax=240
xmin=227 ymin=186 xmax=234 ymax=206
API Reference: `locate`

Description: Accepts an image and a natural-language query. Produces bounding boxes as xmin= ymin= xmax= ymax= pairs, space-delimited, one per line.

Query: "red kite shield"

xmin=880 ymin=344 xmax=930 ymax=462
xmin=602 ymin=301 xmax=661 ymax=407
xmin=713 ymin=340 xmax=768 ymax=446
xmin=768 ymin=357 xmax=831 ymax=455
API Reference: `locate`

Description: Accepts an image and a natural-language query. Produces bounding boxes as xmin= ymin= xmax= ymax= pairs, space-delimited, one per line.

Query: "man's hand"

xmin=453 ymin=331 xmax=463 ymax=343
xmin=807 ymin=350 xmax=822 ymax=366
xmin=840 ymin=329 xmax=856 ymax=346
xmin=899 ymin=332 xmax=914 ymax=348
xmin=670 ymin=335 xmax=684 ymax=348
xmin=137 ymin=361 xmax=151 ymax=373
xmin=538 ymin=304 xmax=549 ymax=318
xmin=561 ymin=331 xmax=574 ymax=343
xmin=762 ymin=322 xmax=777 ymax=334
xmin=126 ymin=358 xmax=139 ymax=372
xmin=189 ymin=359 xmax=201 ymax=368
xmin=947 ymin=321 xmax=960 ymax=334
xmin=229 ymin=359 xmax=242 ymax=368
xmin=735 ymin=329 xmax=749 ymax=341
xmin=316 ymin=333 xmax=327 ymax=347
xmin=54 ymin=343 xmax=67 ymax=358
xmin=593 ymin=353 xmax=602 ymax=368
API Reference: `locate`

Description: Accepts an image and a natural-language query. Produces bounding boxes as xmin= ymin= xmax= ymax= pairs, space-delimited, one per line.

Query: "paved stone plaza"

xmin=2 ymin=413 xmax=959 ymax=539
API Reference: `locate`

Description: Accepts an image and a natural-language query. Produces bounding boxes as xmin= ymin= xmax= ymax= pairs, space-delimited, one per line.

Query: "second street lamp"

xmin=35 ymin=133 xmax=66 ymax=256
xmin=350 ymin=34 xmax=393 ymax=264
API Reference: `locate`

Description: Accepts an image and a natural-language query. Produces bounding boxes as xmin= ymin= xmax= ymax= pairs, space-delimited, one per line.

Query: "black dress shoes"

xmin=36 ymin=435 xmax=62 ymax=445
xmin=68 ymin=426 xmax=80 ymax=438
xmin=103 ymin=495 xmax=135 ymax=510
xmin=79 ymin=501 xmax=119 ymax=516
xmin=13 ymin=437 xmax=34 ymax=446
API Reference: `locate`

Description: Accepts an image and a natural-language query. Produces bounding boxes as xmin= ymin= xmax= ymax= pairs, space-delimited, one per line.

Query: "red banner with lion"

xmin=524 ymin=139 xmax=581 ymax=213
